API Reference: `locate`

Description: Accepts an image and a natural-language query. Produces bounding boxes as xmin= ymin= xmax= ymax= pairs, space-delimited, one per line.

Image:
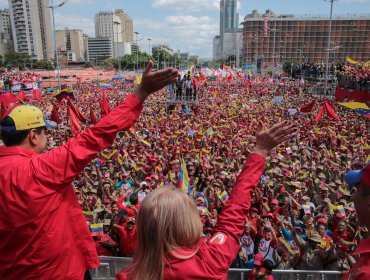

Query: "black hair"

xmin=262 ymin=259 xmax=274 ymax=272
xmin=0 ymin=116 xmax=46 ymax=147
xmin=129 ymin=192 xmax=138 ymax=206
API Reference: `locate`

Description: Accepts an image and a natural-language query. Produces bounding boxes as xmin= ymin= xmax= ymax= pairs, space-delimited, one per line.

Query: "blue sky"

xmin=0 ymin=0 xmax=369 ymax=58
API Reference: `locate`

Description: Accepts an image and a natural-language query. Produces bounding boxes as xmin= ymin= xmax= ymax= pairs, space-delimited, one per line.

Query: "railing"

xmin=91 ymin=257 xmax=342 ymax=280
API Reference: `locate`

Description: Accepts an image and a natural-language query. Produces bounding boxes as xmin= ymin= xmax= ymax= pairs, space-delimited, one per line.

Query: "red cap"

xmin=271 ymin=199 xmax=279 ymax=205
xmin=254 ymin=253 xmax=264 ymax=266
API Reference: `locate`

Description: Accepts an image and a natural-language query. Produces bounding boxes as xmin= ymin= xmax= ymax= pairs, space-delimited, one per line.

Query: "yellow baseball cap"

xmin=2 ymin=105 xmax=57 ymax=131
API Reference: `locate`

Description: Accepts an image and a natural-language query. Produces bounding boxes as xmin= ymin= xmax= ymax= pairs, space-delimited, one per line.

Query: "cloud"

xmin=152 ymin=0 xmax=219 ymax=12
xmin=137 ymin=15 xmax=218 ymax=58
xmin=54 ymin=13 xmax=95 ymax=36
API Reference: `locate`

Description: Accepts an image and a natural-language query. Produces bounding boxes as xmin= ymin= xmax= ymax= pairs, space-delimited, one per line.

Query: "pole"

xmin=50 ymin=1 xmax=61 ymax=91
xmin=325 ymin=0 xmax=335 ymax=97
xmin=134 ymin=32 xmax=139 ymax=72
xmin=148 ymin=38 xmax=151 ymax=56
xmin=272 ymin=23 xmax=276 ymax=75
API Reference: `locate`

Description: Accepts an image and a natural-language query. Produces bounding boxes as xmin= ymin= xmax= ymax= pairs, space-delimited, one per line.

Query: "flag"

xmin=217 ymin=191 xmax=229 ymax=203
xmin=339 ymin=102 xmax=370 ymax=119
xmin=337 ymin=239 xmax=356 ymax=251
xmin=90 ymin=223 xmax=103 ymax=236
xmin=345 ymin=57 xmax=358 ymax=67
xmin=50 ymin=105 xmax=60 ymax=124
xmin=303 ymin=204 xmax=311 ymax=215
xmin=68 ymin=107 xmax=81 ymax=136
xmin=67 ymin=99 xmax=87 ymax=123
xmin=94 ymin=197 xmax=102 ymax=207
xmin=83 ymin=211 xmax=94 ymax=221
xmin=139 ymin=139 xmax=152 ymax=148
xmin=271 ymin=96 xmax=283 ymax=105
xmin=99 ymin=83 xmax=113 ymax=90
xmin=262 ymin=203 xmax=270 ymax=215
xmin=89 ymin=108 xmax=97 ymax=124
xmin=278 ymin=237 xmax=296 ymax=257
xmin=337 ymin=186 xmax=347 ymax=198
xmin=179 ymin=157 xmax=191 ymax=193
xmin=336 ymin=205 xmax=346 ymax=218
xmin=314 ymin=104 xmax=326 ymax=123
xmin=53 ymin=87 xmax=75 ymax=102
xmin=300 ymin=100 xmax=316 ymax=113
xmin=100 ymin=93 xmax=111 ymax=117
xmin=348 ymin=202 xmax=356 ymax=212
xmin=324 ymin=101 xmax=339 ymax=120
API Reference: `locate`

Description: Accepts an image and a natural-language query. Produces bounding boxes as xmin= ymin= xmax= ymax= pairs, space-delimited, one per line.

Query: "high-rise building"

xmin=95 ymin=9 xmax=134 ymax=58
xmin=241 ymin=10 xmax=370 ymax=66
xmin=114 ymin=9 xmax=133 ymax=43
xmin=8 ymin=0 xmax=53 ymax=59
xmin=87 ymin=37 xmax=113 ymax=63
xmin=0 ymin=9 xmax=13 ymax=56
xmin=214 ymin=0 xmax=242 ymax=61
xmin=95 ymin=11 xmax=122 ymax=42
xmin=56 ymin=28 xmax=85 ymax=61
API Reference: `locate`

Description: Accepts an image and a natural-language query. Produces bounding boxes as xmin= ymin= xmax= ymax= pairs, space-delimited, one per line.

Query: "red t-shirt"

xmin=116 ymin=224 xmax=137 ymax=255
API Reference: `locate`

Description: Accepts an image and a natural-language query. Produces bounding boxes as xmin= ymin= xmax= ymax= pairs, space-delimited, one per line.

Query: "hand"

xmin=135 ymin=60 xmax=180 ymax=102
xmin=254 ymin=120 xmax=296 ymax=157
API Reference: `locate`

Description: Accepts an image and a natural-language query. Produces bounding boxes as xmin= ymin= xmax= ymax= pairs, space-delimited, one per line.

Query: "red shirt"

xmin=95 ymin=234 xmax=118 ymax=256
xmin=341 ymin=239 xmax=370 ymax=280
xmin=116 ymin=153 xmax=266 ymax=280
xmin=331 ymin=229 xmax=352 ymax=243
xmin=116 ymin=224 xmax=137 ymax=256
xmin=0 ymin=94 xmax=143 ymax=280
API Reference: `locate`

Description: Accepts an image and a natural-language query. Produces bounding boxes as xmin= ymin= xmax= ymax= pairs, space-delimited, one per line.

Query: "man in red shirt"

xmin=342 ymin=162 xmax=370 ymax=280
xmin=0 ymin=61 xmax=179 ymax=280
xmin=114 ymin=217 xmax=137 ymax=257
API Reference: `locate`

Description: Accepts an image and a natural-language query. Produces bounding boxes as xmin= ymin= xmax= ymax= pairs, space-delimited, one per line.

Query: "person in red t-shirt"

xmin=114 ymin=217 xmax=137 ymax=257
xmin=342 ymin=162 xmax=370 ymax=280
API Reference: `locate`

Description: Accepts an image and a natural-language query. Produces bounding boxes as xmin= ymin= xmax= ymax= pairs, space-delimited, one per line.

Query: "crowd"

xmin=0 ymin=66 xmax=369 ymax=278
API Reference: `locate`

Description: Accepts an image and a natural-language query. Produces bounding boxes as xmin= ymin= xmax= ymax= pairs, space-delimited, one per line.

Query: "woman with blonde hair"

xmin=116 ymin=121 xmax=295 ymax=280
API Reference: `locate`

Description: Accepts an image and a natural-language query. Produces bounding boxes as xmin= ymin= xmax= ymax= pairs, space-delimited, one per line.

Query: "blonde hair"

xmin=127 ymin=184 xmax=202 ymax=280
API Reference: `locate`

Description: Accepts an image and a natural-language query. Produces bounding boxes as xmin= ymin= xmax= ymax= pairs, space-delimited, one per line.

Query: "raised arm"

xmin=31 ymin=61 xmax=179 ymax=189
xmin=204 ymin=121 xmax=296 ymax=273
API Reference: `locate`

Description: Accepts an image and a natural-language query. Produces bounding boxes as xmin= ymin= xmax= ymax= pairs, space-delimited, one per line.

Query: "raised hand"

xmin=135 ymin=60 xmax=180 ymax=102
xmin=254 ymin=120 xmax=296 ymax=157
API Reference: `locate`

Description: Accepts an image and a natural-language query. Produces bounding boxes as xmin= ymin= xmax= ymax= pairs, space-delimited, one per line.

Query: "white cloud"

xmin=152 ymin=0 xmax=219 ymax=12
xmin=54 ymin=13 xmax=95 ymax=36
xmin=136 ymin=15 xmax=218 ymax=58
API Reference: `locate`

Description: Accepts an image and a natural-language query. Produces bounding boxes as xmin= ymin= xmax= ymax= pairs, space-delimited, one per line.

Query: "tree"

xmin=5 ymin=51 xmax=32 ymax=69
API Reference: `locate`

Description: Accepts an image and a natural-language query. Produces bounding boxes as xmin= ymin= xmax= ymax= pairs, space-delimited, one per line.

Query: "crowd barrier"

xmin=335 ymin=87 xmax=370 ymax=102
xmin=91 ymin=257 xmax=342 ymax=280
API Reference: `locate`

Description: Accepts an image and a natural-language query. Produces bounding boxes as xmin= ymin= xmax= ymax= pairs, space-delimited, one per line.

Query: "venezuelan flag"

xmin=339 ymin=102 xmax=370 ymax=119
xmin=90 ymin=223 xmax=103 ymax=236
xmin=337 ymin=239 xmax=356 ymax=251
xmin=263 ymin=203 xmax=270 ymax=215
xmin=179 ymin=157 xmax=191 ymax=193
xmin=278 ymin=237 xmax=296 ymax=257
xmin=99 ymin=83 xmax=113 ymax=89
xmin=217 ymin=191 xmax=229 ymax=203
xmin=345 ymin=57 xmax=359 ymax=67
xmin=303 ymin=204 xmax=311 ymax=215
xmin=336 ymin=205 xmax=346 ymax=218
xmin=83 ymin=211 xmax=94 ymax=221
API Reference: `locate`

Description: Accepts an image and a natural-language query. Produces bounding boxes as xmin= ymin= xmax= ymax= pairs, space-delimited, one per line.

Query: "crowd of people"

xmin=0 ymin=63 xmax=369 ymax=278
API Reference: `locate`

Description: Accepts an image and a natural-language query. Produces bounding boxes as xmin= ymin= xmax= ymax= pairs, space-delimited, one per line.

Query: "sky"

xmin=0 ymin=0 xmax=369 ymax=59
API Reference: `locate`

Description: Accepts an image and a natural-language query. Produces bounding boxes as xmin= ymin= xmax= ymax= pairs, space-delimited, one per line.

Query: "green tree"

xmin=5 ymin=51 xmax=32 ymax=69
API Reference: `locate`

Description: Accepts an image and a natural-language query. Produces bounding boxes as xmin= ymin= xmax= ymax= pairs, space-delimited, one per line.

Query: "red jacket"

xmin=116 ymin=153 xmax=265 ymax=280
xmin=341 ymin=239 xmax=370 ymax=280
xmin=0 ymin=94 xmax=143 ymax=280
xmin=116 ymin=224 xmax=137 ymax=256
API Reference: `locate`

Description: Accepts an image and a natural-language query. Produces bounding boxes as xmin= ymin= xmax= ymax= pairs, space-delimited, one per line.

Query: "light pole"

xmin=297 ymin=49 xmax=303 ymax=78
xmin=324 ymin=0 xmax=337 ymax=96
xmin=134 ymin=31 xmax=139 ymax=72
xmin=148 ymin=38 xmax=151 ymax=56
xmin=113 ymin=21 xmax=121 ymax=72
xmin=267 ymin=23 xmax=277 ymax=75
xmin=48 ymin=0 xmax=67 ymax=91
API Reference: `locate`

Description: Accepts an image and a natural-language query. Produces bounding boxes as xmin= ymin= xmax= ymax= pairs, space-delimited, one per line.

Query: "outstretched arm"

xmin=204 ymin=121 xmax=296 ymax=273
xmin=32 ymin=61 xmax=179 ymax=189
